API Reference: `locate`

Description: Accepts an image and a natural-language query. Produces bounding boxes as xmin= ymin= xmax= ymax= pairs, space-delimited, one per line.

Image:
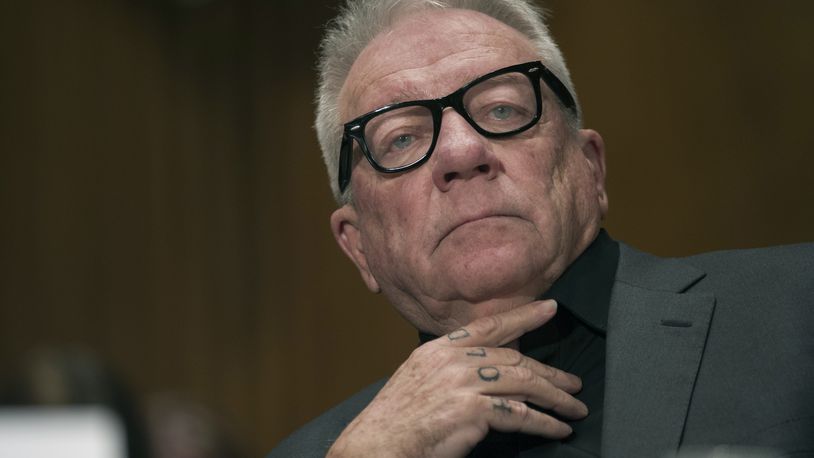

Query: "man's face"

xmin=331 ymin=9 xmax=608 ymax=335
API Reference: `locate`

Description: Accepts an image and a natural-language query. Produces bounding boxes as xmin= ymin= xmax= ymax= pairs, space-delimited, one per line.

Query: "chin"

xmin=440 ymin=242 xmax=548 ymax=300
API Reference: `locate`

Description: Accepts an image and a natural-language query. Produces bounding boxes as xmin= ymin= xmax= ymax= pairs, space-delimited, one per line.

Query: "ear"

xmin=578 ymin=129 xmax=609 ymax=218
xmin=330 ymin=205 xmax=381 ymax=293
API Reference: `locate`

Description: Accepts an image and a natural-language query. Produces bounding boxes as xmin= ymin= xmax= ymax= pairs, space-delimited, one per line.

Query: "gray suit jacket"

xmin=270 ymin=242 xmax=814 ymax=457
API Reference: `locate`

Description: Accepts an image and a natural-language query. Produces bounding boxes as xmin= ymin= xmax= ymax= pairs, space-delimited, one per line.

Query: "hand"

xmin=326 ymin=300 xmax=588 ymax=457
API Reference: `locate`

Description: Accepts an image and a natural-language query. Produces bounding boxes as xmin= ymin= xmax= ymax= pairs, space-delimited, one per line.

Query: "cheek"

xmin=550 ymin=147 xmax=604 ymax=227
xmin=511 ymin=137 xmax=591 ymax=232
xmin=354 ymin=173 xmax=430 ymax=266
xmin=509 ymin=136 xmax=570 ymax=200
xmin=357 ymin=164 xmax=435 ymax=227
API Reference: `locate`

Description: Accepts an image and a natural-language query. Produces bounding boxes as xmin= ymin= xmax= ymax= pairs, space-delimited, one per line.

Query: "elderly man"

xmin=271 ymin=0 xmax=814 ymax=456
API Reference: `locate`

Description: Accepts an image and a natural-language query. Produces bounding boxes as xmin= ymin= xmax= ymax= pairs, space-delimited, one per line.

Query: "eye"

xmin=489 ymin=105 xmax=515 ymax=120
xmin=392 ymin=134 xmax=414 ymax=150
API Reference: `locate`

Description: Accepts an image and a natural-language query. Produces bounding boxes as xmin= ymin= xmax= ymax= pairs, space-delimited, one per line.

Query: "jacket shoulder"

xmin=616 ymin=240 xmax=814 ymax=293
xmin=683 ymin=241 xmax=814 ymax=269
xmin=267 ymin=378 xmax=386 ymax=458
xmin=680 ymin=242 xmax=814 ymax=294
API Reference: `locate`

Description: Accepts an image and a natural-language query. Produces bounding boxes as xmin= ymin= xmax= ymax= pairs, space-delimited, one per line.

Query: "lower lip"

xmin=454 ymin=215 xmax=515 ymax=231
xmin=434 ymin=215 xmax=519 ymax=252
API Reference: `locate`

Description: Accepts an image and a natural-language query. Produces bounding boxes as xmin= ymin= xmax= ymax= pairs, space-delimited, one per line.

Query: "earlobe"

xmin=330 ymin=205 xmax=381 ymax=293
xmin=579 ymin=129 xmax=609 ymax=218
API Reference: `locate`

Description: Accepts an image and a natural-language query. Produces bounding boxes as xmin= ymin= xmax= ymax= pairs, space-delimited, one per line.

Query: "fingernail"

xmin=541 ymin=300 xmax=557 ymax=312
xmin=573 ymin=375 xmax=584 ymax=392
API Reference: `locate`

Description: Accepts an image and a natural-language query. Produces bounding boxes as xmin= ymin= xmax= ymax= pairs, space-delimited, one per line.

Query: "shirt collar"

xmin=540 ymin=228 xmax=618 ymax=335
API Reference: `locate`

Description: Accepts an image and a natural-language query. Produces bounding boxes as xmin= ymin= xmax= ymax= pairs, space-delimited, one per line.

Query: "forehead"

xmin=339 ymin=8 xmax=540 ymax=120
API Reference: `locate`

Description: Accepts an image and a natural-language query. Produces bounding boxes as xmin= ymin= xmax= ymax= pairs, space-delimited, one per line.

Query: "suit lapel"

xmin=601 ymin=244 xmax=715 ymax=458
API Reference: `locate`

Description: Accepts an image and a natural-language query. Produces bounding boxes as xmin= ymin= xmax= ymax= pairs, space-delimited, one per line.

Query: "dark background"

xmin=1 ymin=0 xmax=812 ymax=456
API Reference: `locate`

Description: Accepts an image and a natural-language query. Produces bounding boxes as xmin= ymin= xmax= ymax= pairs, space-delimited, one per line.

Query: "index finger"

xmin=442 ymin=300 xmax=557 ymax=348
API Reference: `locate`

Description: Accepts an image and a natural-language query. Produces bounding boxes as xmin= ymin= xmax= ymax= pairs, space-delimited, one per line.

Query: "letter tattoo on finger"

xmin=492 ymin=398 xmax=512 ymax=414
xmin=466 ymin=347 xmax=487 ymax=357
xmin=477 ymin=366 xmax=500 ymax=382
xmin=447 ymin=328 xmax=471 ymax=341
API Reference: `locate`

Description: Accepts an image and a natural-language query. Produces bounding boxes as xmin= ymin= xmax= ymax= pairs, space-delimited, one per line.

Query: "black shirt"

xmin=419 ymin=229 xmax=619 ymax=457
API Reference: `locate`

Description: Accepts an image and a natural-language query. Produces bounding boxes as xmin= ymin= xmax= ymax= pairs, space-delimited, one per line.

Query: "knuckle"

xmin=435 ymin=346 xmax=455 ymax=364
xmin=412 ymin=342 xmax=451 ymax=363
xmin=519 ymin=367 xmax=536 ymax=384
xmin=449 ymin=365 xmax=472 ymax=386
xmin=495 ymin=347 xmax=522 ymax=365
xmin=507 ymin=349 xmax=524 ymax=366
xmin=460 ymin=393 xmax=483 ymax=415
xmin=410 ymin=342 xmax=433 ymax=360
xmin=508 ymin=365 xmax=535 ymax=384
xmin=406 ymin=345 xmax=459 ymax=376
xmin=514 ymin=400 xmax=530 ymax=421
xmin=540 ymin=364 xmax=557 ymax=380
xmin=473 ymin=315 xmax=502 ymax=337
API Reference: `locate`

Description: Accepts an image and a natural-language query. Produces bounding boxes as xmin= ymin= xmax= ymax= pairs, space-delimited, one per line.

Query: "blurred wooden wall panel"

xmin=1 ymin=1 xmax=812 ymax=456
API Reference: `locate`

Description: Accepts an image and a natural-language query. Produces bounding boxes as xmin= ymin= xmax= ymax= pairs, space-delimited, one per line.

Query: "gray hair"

xmin=315 ymin=0 xmax=580 ymax=204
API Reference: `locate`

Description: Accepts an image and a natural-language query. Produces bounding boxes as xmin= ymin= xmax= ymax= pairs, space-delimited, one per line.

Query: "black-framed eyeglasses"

xmin=337 ymin=60 xmax=577 ymax=192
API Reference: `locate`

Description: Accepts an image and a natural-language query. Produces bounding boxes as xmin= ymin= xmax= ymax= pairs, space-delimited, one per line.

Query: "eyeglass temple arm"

xmin=539 ymin=66 xmax=578 ymax=118
xmin=338 ymin=135 xmax=353 ymax=192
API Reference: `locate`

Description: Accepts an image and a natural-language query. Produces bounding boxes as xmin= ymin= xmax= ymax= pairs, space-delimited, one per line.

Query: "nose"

xmin=430 ymin=110 xmax=500 ymax=192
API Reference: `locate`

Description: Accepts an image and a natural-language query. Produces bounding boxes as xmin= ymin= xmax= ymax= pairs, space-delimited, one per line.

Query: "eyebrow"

xmin=379 ymin=66 xmax=491 ymax=107
xmin=384 ymin=88 xmax=430 ymax=106
xmin=360 ymin=64 xmax=521 ymax=116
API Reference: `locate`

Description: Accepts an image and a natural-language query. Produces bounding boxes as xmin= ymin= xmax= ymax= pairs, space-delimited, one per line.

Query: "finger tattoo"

xmin=492 ymin=398 xmax=512 ymax=413
xmin=466 ymin=347 xmax=487 ymax=357
xmin=478 ymin=366 xmax=500 ymax=382
xmin=447 ymin=328 xmax=471 ymax=341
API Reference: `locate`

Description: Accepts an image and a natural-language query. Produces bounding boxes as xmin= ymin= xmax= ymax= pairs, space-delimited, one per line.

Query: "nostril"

xmin=477 ymin=164 xmax=490 ymax=173
xmin=443 ymin=172 xmax=458 ymax=182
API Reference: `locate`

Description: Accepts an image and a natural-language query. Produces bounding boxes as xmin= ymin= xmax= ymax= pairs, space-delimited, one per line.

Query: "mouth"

xmin=433 ymin=212 xmax=520 ymax=253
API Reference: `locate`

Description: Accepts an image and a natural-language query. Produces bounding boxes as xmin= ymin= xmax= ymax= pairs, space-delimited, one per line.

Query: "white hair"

xmin=315 ymin=0 xmax=580 ymax=204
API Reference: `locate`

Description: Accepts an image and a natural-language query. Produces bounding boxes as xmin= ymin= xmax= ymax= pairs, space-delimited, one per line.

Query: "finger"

xmin=442 ymin=300 xmax=558 ymax=348
xmin=518 ymin=356 xmax=582 ymax=394
xmin=474 ymin=365 xmax=588 ymax=419
xmin=484 ymin=396 xmax=573 ymax=439
xmin=460 ymin=347 xmax=582 ymax=394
